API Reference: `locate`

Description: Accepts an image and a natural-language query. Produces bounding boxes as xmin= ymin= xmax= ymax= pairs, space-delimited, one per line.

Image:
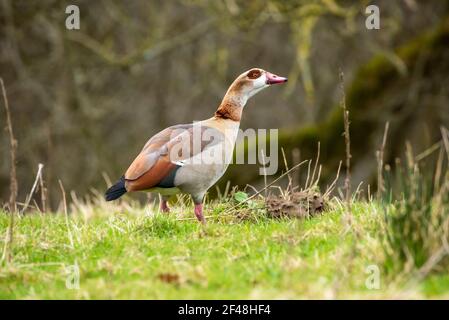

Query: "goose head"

xmin=215 ymin=68 xmax=288 ymax=121
xmin=227 ymin=68 xmax=288 ymax=103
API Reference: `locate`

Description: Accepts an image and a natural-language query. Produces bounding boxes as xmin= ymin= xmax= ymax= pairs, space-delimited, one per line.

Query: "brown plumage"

xmin=214 ymin=101 xmax=242 ymax=122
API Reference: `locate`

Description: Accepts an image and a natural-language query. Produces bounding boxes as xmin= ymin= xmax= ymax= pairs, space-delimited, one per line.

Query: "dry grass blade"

xmin=59 ymin=180 xmax=75 ymax=249
xmin=20 ymin=163 xmax=44 ymax=214
xmin=281 ymin=147 xmax=292 ymax=194
xmin=101 ymin=172 xmax=112 ymax=188
xmin=309 ymin=142 xmax=320 ymax=189
xmin=304 ymin=160 xmax=312 ymax=192
xmin=434 ymin=147 xmax=444 ymax=193
xmin=377 ymin=121 xmax=389 ymax=202
xmin=261 ymin=149 xmax=268 ymax=198
xmin=441 ymin=126 xmax=449 ymax=161
xmin=415 ymin=140 xmax=442 ymax=162
xmin=324 ymin=160 xmax=342 ymax=198
xmin=292 ymin=148 xmax=301 ymax=187
xmin=39 ymin=169 xmax=47 ymax=213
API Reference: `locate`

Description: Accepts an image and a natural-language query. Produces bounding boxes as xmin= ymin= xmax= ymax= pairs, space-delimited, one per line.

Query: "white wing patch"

xmin=173 ymin=160 xmax=186 ymax=167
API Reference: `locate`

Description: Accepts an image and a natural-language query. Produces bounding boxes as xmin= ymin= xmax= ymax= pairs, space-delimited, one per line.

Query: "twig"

xmin=415 ymin=140 xmax=442 ymax=162
xmin=15 ymin=202 xmax=39 ymax=210
xmin=20 ymin=163 xmax=44 ymax=214
xmin=434 ymin=147 xmax=444 ymax=193
xmin=32 ymin=199 xmax=42 ymax=214
xmin=304 ymin=160 xmax=312 ymax=192
xmin=324 ymin=160 xmax=342 ymax=198
xmin=39 ymin=168 xmax=47 ymax=213
xmin=292 ymin=148 xmax=301 ymax=187
xmin=58 ymin=180 xmax=74 ymax=249
xmin=314 ymin=165 xmax=322 ymax=187
xmin=1 ymin=77 xmax=18 ymax=264
xmin=339 ymin=70 xmax=352 ymax=226
xmin=223 ymin=181 xmax=230 ymax=199
xmin=281 ymin=148 xmax=292 ymax=195
xmin=244 ymin=184 xmax=259 ymax=196
xmin=438 ymin=126 xmax=449 ymax=194
xmin=309 ymin=142 xmax=320 ymax=189
xmin=376 ymin=122 xmax=389 ymax=202
xmin=261 ymin=149 xmax=268 ymax=198
xmin=441 ymin=127 xmax=449 ymax=161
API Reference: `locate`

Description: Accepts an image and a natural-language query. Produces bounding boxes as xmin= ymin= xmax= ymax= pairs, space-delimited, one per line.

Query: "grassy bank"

xmin=1 ymin=199 xmax=448 ymax=299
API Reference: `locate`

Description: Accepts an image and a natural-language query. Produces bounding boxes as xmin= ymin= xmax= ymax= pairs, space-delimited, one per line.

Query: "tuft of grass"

xmin=382 ymin=139 xmax=449 ymax=277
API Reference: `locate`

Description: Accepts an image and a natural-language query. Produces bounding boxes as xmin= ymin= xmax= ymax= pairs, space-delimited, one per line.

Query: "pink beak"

xmin=265 ymin=72 xmax=288 ymax=85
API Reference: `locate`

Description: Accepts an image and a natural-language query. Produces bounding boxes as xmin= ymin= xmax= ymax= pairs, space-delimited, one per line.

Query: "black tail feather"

xmin=105 ymin=176 xmax=127 ymax=201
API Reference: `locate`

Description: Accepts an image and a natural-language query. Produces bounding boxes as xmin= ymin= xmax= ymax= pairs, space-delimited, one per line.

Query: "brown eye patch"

xmin=247 ymin=69 xmax=262 ymax=79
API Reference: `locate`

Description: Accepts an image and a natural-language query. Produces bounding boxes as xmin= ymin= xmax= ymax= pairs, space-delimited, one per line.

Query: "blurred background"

xmin=1 ymin=0 xmax=448 ymax=208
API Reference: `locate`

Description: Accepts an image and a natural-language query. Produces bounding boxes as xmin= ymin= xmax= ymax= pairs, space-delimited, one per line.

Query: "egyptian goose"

xmin=105 ymin=68 xmax=287 ymax=223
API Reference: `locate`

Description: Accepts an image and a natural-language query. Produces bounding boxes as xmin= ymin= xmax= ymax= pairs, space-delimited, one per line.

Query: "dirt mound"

xmin=265 ymin=191 xmax=325 ymax=219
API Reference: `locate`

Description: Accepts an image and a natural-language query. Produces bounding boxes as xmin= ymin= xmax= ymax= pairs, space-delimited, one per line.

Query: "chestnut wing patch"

xmin=125 ymin=124 xmax=193 ymax=181
xmin=124 ymin=124 xmax=224 ymax=191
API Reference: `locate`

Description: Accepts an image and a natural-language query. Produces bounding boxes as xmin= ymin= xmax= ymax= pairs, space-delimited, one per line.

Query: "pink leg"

xmin=160 ymin=199 xmax=170 ymax=213
xmin=194 ymin=203 xmax=206 ymax=224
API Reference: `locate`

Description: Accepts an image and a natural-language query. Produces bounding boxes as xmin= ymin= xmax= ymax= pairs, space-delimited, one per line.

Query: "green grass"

xmin=1 ymin=200 xmax=448 ymax=299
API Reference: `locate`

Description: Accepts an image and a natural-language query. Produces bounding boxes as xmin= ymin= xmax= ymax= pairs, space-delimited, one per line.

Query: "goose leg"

xmin=160 ymin=200 xmax=169 ymax=213
xmin=159 ymin=195 xmax=170 ymax=213
xmin=191 ymin=194 xmax=206 ymax=224
xmin=194 ymin=203 xmax=205 ymax=224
